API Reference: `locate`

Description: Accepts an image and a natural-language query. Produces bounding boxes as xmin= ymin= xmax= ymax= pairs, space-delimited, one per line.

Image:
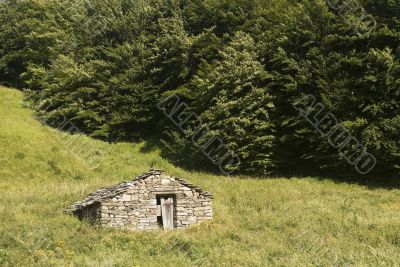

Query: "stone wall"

xmin=98 ymin=172 xmax=213 ymax=230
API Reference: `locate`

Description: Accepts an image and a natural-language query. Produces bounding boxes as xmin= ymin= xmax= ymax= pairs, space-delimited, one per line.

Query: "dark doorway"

xmin=156 ymin=195 xmax=175 ymax=230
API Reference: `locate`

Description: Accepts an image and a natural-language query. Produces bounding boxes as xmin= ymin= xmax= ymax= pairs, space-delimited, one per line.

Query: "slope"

xmin=0 ymin=87 xmax=399 ymax=266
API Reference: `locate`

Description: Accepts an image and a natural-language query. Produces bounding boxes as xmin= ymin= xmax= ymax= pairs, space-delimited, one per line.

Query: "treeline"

xmin=0 ymin=0 xmax=399 ymax=178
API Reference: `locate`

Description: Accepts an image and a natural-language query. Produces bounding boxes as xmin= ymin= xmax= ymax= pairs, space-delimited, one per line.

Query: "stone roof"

xmin=66 ymin=169 xmax=213 ymax=213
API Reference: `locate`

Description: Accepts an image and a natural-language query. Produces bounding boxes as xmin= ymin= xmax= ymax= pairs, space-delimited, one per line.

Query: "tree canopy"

xmin=0 ymin=0 xmax=399 ymax=178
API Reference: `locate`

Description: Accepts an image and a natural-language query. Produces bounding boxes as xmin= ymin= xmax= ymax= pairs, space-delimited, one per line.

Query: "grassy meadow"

xmin=0 ymin=86 xmax=400 ymax=266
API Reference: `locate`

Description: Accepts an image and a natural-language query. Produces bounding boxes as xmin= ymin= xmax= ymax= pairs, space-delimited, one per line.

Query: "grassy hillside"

xmin=0 ymin=86 xmax=400 ymax=266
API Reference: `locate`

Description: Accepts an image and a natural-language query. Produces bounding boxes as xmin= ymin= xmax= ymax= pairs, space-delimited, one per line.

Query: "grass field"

xmin=0 ymin=86 xmax=400 ymax=266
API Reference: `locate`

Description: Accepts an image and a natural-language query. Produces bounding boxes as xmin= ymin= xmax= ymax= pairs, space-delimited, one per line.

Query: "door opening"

xmin=156 ymin=195 xmax=175 ymax=230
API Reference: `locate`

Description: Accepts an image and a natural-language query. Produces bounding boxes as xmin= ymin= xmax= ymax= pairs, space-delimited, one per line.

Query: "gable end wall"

xmin=98 ymin=174 xmax=212 ymax=230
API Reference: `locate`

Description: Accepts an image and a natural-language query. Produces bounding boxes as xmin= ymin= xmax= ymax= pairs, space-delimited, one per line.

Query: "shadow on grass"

xmin=139 ymin=136 xmax=222 ymax=176
xmin=139 ymin=137 xmax=400 ymax=189
xmin=275 ymin=166 xmax=400 ymax=190
xmin=314 ymin=174 xmax=400 ymax=190
xmin=26 ymin=93 xmax=399 ymax=190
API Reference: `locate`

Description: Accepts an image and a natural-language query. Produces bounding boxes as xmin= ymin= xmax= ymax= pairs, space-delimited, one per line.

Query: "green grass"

xmin=0 ymin=86 xmax=400 ymax=266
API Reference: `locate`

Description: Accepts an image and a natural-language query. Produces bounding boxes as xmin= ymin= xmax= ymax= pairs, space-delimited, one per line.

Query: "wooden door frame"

xmin=156 ymin=194 xmax=176 ymax=230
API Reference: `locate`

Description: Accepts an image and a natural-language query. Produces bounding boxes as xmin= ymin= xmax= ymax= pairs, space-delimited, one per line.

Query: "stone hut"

xmin=66 ymin=169 xmax=213 ymax=230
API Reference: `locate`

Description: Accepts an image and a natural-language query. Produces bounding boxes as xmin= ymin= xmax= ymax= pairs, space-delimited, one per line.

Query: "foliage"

xmin=0 ymin=0 xmax=399 ymax=177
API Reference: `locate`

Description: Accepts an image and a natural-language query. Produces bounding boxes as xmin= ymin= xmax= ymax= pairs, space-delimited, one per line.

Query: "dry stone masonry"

xmin=66 ymin=169 xmax=213 ymax=230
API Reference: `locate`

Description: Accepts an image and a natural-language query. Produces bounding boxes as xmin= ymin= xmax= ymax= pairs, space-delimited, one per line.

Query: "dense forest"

xmin=0 ymin=0 xmax=399 ymax=178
